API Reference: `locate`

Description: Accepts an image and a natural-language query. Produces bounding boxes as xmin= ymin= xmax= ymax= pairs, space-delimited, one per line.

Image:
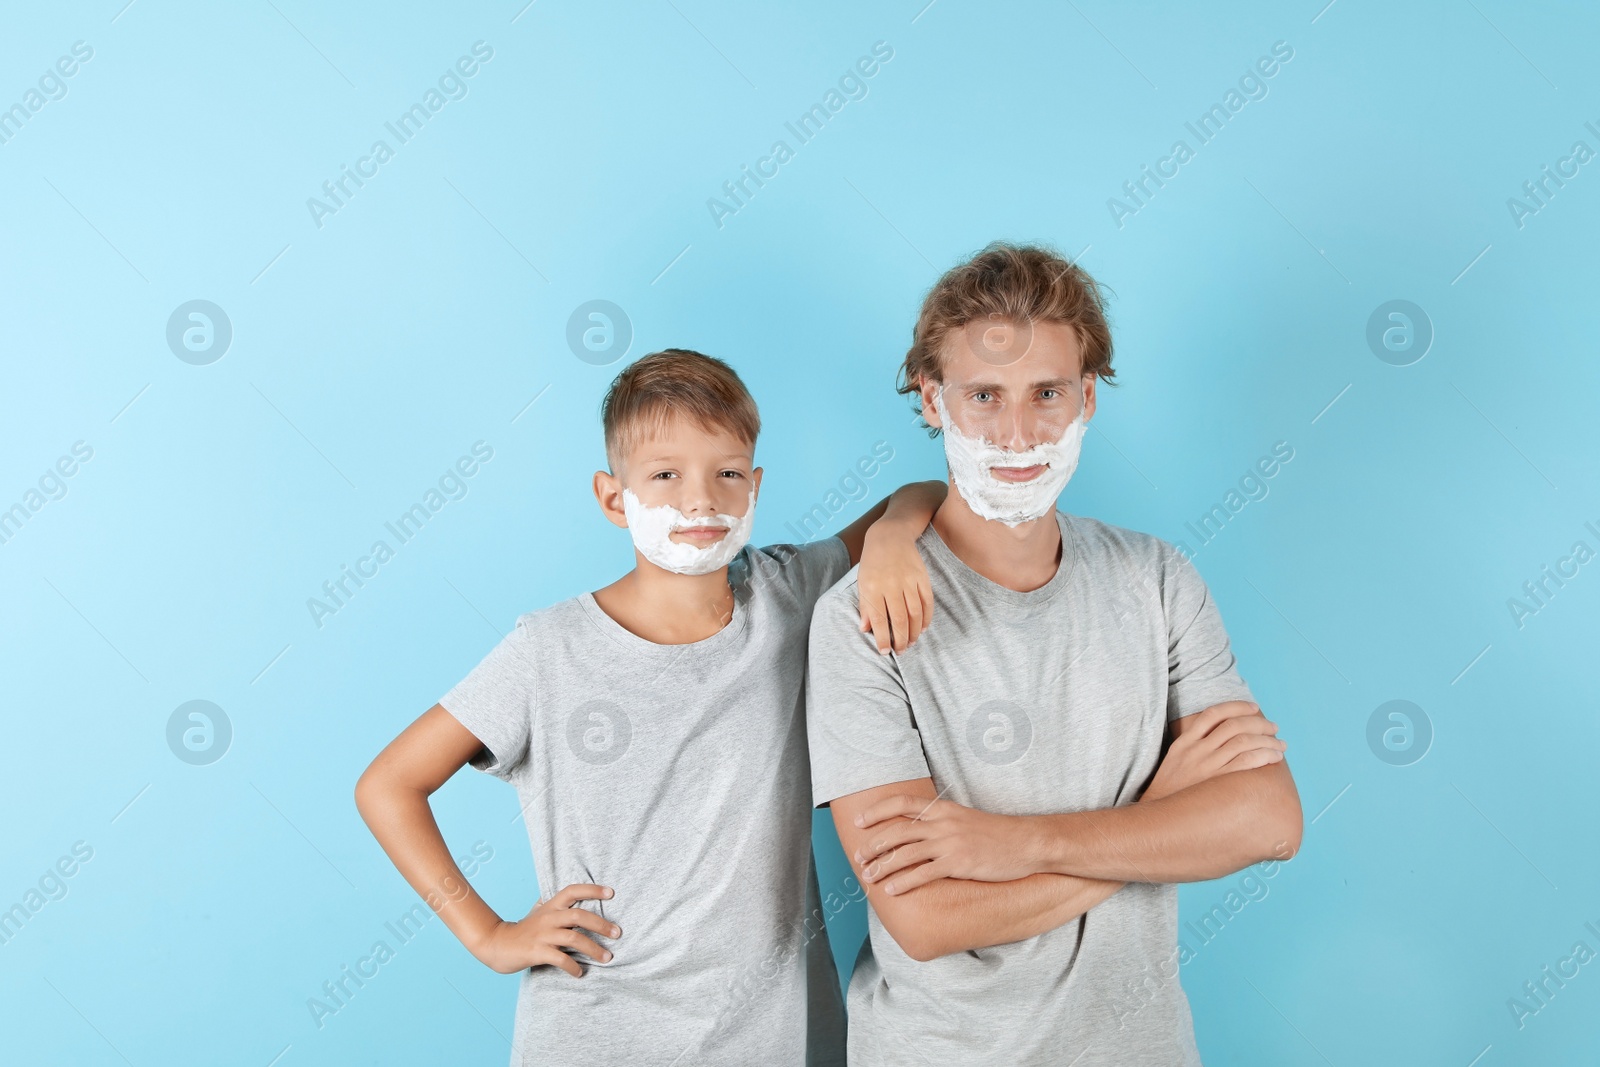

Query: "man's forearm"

xmin=881 ymin=870 xmax=1124 ymax=960
xmin=1027 ymin=761 xmax=1302 ymax=883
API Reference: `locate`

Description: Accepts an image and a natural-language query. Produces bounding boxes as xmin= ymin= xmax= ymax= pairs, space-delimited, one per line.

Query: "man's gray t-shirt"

xmin=806 ymin=510 xmax=1256 ymax=1067
xmin=441 ymin=538 xmax=851 ymax=1067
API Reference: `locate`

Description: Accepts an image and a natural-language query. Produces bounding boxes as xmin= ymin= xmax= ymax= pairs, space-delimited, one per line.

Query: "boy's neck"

xmin=930 ymin=485 xmax=1063 ymax=593
xmin=591 ymin=560 xmax=737 ymax=645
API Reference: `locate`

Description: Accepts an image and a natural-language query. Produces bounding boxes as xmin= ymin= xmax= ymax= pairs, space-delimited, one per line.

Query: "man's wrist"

xmin=1022 ymin=812 xmax=1080 ymax=876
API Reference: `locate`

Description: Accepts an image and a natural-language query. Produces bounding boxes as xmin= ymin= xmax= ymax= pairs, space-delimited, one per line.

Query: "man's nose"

xmin=993 ymin=407 xmax=1038 ymax=451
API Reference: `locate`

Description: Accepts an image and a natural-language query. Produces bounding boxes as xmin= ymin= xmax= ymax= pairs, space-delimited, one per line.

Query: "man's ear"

xmin=919 ymin=376 xmax=943 ymax=429
xmin=592 ymin=470 xmax=629 ymax=529
xmin=1082 ymin=374 xmax=1098 ymax=424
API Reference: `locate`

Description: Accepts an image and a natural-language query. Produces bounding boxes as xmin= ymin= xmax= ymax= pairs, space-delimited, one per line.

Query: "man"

xmin=805 ymin=242 xmax=1302 ymax=1065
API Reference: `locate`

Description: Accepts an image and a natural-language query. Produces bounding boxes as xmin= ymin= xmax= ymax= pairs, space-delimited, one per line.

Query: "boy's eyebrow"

xmin=632 ymin=449 xmax=754 ymax=466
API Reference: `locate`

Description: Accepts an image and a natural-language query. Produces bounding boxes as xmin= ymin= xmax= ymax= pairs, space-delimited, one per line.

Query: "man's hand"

xmin=857 ymin=526 xmax=935 ymax=654
xmin=853 ymin=795 xmax=1039 ymax=894
xmin=472 ymin=883 xmax=621 ymax=976
xmin=1141 ymin=702 xmax=1286 ymax=804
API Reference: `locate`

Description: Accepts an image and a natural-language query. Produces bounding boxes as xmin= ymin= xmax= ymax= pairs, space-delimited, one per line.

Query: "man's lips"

xmin=988 ymin=464 xmax=1047 ymax=482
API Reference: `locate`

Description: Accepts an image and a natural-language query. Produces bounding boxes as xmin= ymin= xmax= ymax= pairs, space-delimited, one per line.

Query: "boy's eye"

xmin=652 ymin=471 xmax=677 ymax=480
xmin=720 ymin=470 xmax=744 ymax=479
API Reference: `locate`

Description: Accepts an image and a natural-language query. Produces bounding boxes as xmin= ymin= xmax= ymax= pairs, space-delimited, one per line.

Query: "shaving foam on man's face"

xmin=933 ymin=382 xmax=1088 ymax=528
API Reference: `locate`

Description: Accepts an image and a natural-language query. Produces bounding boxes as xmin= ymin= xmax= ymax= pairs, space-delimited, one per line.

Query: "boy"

xmin=355 ymin=348 xmax=946 ymax=1065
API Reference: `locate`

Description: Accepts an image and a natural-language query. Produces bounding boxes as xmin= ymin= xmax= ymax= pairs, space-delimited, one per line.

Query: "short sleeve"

xmin=751 ymin=536 xmax=852 ymax=614
xmin=805 ymin=577 xmax=931 ymax=807
xmin=1161 ymin=545 xmax=1256 ymax=722
xmin=438 ymin=616 xmax=538 ymax=782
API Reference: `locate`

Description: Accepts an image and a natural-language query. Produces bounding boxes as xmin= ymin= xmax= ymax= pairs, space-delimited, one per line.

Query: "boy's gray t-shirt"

xmin=806 ymin=510 xmax=1256 ymax=1067
xmin=441 ymin=537 xmax=851 ymax=1067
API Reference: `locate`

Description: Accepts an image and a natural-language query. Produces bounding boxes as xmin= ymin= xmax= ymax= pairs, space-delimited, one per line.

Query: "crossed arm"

xmin=827 ymin=701 xmax=1302 ymax=962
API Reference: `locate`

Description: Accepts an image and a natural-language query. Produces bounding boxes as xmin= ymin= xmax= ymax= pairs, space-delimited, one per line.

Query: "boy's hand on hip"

xmin=474 ymin=883 xmax=620 ymax=977
xmin=853 ymin=796 xmax=1036 ymax=893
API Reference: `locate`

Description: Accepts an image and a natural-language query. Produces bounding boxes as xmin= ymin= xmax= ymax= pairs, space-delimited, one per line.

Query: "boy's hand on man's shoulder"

xmin=857 ymin=528 xmax=935 ymax=655
xmin=472 ymin=883 xmax=621 ymax=977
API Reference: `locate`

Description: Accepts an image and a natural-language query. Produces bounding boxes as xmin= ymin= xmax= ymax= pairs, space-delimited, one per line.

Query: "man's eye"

xmin=1040 ymin=389 xmax=1059 ymax=400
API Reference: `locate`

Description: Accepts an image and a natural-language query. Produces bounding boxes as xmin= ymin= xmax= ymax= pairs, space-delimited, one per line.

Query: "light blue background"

xmin=3 ymin=1 xmax=1597 ymax=1064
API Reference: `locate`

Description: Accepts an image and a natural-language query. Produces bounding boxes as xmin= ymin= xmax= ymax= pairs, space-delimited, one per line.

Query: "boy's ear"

xmin=592 ymin=470 xmax=629 ymax=529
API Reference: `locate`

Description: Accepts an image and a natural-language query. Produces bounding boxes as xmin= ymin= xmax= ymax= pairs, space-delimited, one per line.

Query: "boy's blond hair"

xmin=601 ymin=349 xmax=761 ymax=472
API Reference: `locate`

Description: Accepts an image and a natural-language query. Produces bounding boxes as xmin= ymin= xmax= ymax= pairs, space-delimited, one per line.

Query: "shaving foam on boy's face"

xmin=616 ymin=419 xmax=758 ymax=576
xmin=933 ymin=380 xmax=1088 ymax=528
xmin=621 ymin=484 xmax=756 ymax=575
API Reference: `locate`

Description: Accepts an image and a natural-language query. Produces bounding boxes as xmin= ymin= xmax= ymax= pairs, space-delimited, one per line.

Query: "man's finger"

xmin=855 ymin=793 xmax=936 ymax=829
xmin=855 ymin=821 xmax=924 ymax=864
xmin=1204 ymin=715 xmax=1278 ymax=747
xmin=1191 ymin=702 xmax=1265 ymax=738
xmin=1221 ymin=747 xmax=1285 ymax=773
xmin=863 ymin=841 xmax=929 ymax=883
xmin=884 ymin=860 xmax=943 ymax=896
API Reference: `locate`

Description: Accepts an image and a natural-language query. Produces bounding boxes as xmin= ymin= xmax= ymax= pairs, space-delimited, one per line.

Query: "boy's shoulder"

xmin=730 ymin=536 xmax=849 ymax=597
xmin=500 ymin=596 xmax=589 ymax=645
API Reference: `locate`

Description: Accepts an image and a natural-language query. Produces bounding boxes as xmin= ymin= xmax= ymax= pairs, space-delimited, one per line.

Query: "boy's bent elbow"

xmin=353 ymin=765 xmax=390 ymax=820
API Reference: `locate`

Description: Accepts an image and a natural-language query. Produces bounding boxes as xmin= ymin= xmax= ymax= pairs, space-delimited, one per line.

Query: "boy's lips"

xmin=988 ymin=464 xmax=1047 ymax=482
xmin=674 ymin=526 xmax=728 ymax=543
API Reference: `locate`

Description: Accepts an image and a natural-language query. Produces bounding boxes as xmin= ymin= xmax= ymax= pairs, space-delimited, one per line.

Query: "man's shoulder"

xmin=811 ymin=563 xmax=863 ymax=620
xmin=1065 ymin=512 xmax=1177 ymax=570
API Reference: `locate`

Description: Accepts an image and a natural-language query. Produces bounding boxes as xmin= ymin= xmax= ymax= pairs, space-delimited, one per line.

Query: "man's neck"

xmin=930 ymin=486 xmax=1063 ymax=593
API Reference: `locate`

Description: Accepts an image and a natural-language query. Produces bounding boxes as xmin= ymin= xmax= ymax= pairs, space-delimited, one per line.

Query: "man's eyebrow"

xmin=957 ymin=376 xmax=1078 ymax=392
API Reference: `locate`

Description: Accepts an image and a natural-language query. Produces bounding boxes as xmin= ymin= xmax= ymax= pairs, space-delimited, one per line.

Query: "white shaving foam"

xmin=620 ymin=486 xmax=756 ymax=575
xmin=934 ymin=386 xmax=1087 ymax=528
